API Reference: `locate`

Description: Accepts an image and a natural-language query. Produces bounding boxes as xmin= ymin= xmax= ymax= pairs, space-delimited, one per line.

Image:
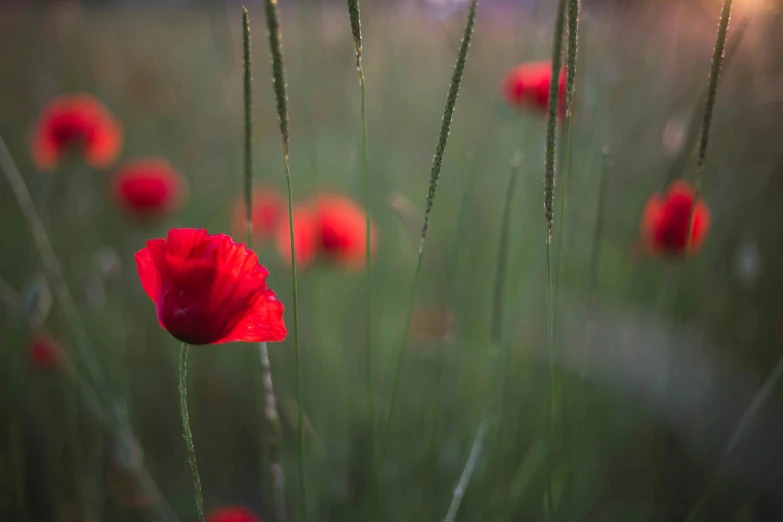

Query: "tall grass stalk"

xmin=553 ymin=0 xmax=579 ymax=325
xmin=380 ymin=0 xmax=477 ymax=459
xmin=261 ymin=1 xmax=308 ymax=520
xmin=242 ymin=9 xmax=287 ymax=521
xmin=684 ymin=355 xmax=783 ymax=522
xmin=179 ymin=343 xmax=204 ymax=522
xmin=542 ymin=0 xmax=569 ymax=516
xmin=443 ymin=417 xmax=489 ymax=522
xmin=345 ymin=0 xmax=376 ymax=486
xmin=492 ymin=152 xmax=522 ymax=438
xmin=695 ymin=0 xmax=732 ymax=190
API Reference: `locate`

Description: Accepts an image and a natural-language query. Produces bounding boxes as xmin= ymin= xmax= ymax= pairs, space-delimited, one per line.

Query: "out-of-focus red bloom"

xmin=501 ymin=61 xmax=566 ymax=116
xmin=112 ymin=159 xmax=186 ymax=219
xmin=312 ymin=194 xmax=377 ymax=270
xmin=29 ymin=333 xmax=66 ymax=369
xmin=206 ymin=506 xmax=261 ymax=522
xmin=135 ymin=228 xmax=286 ymax=345
xmin=641 ymin=180 xmax=711 ymax=257
xmin=31 ymin=94 xmax=122 ymax=171
xmin=231 ymin=187 xmax=285 ymax=241
xmin=275 ymin=206 xmax=318 ymax=269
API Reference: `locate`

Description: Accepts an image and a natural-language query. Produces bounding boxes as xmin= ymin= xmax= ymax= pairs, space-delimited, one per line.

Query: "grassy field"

xmin=2 ymin=1 xmax=783 ymax=521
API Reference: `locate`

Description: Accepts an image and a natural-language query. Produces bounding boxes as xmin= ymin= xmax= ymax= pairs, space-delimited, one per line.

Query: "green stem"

xmin=695 ymin=0 xmax=733 ymax=188
xmin=261 ymin=0 xmax=307 ymax=518
xmin=179 ymin=343 xmax=204 ymax=522
xmin=346 ymin=0 xmax=377 ymax=508
xmin=242 ymin=7 xmax=254 ymax=245
xmin=542 ymin=0 xmax=569 ymax=516
xmin=379 ymin=0 xmax=477 ymax=466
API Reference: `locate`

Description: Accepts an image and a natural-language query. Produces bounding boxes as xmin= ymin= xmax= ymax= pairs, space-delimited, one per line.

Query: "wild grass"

xmin=1 ymin=2 xmax=782 ymax=522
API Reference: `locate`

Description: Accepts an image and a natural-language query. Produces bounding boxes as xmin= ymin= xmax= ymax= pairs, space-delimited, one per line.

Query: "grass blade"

xmin=260 ymin=1 xmax=307 ymax=520
xmin=542 ymin=0 xmax=569 ymax=516
xmin=345 ymin=0 xmax=377 ymax=493
xmin=443 ymin=417 xmax=489 ymax=522
xmin=695 ymin=0 xmax=733 ymax=188
xmin=380 ymin=0 xmax=478 ymax=460
xmin=242 ymin=9 xmax=287 ymax=522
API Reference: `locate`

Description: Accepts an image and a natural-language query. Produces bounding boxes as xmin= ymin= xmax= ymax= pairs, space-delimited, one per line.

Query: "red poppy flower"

xmin=231 ymin=187 xmax=285 ymax=241
xmin=501 ymin=61 xmax=566 ymax=116
xmin=112 ymin=159 xmax=186 ymax=219
xmin=206 ymin=506 xmax=261 ymax=522
xmin=275 ymin=206 xmax=318 ymax=269
xmin=31 ymin=94 xmax=123 ymax=171
xmin=135 ymin=228 xmax=286 ymax=345
xmin=312 ymin=193 xmax=377 ymax=270
xmin=641 ymin=180 xmax=711 ymax=257
xmin=29 ymin=333 xmax=66 ymax=369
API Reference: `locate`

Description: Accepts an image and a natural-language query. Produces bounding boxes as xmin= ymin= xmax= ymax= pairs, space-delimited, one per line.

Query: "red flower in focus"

xmin=207 ymin=506 xmax=261 ymax=522
xmin=29 ymin=333 xmax=66 ymax=369
xmin=276 ymin=206 xmax=318 ymax=269
xmin=31 ymin=94 xmax=122 ymax=171
xmin=501 ymin=61 xmax=566 ymax=116
xmin=135 ymin=228 xmax=286 ymax=345
xmin=112 ymin=159 xmax=186 ymax=219
xmin=641 ymin=180 xmax=711 ymax=257
xmin=313 ymin=194 xmax=377 ymax=270
xmin=232 ymin=187 xmax=285 ymax=241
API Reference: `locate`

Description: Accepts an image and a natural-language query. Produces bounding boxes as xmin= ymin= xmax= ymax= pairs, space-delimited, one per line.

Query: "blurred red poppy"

xmin=135 ymin=228 xmax=286 ymax=345
xmin=501 ymin=61 xmax=566 ymax=116
xmin=206 ymin=506 xmax=261 ymax=522
xmin=31 ymin=94 xmax=122 ymax=171
xmin=231 ymin=187 xmax=285 ymax=241
xmin=112 ymin=159 xmax=186 ymax=219
xmin=641 ymin=180 xmax=711 ymax=257
xmin=313 ymin=193 xmax=377 ymax=270
xmin=275 ymin=206 xmax=318 ymax=269
xmin=29 ymin=333 xmax=66 ymax=369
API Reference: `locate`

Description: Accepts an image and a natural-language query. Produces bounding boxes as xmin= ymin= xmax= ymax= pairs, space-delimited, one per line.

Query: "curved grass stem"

xmin=379 ymin=0 xmax=477 ymax=471
xmin=261 ymin=1 xmax=308 ymax=519
xmin=542 ymin=0 xmax=569 ymax=515
xmin=179 ymin=343 xmax=204 ymax=522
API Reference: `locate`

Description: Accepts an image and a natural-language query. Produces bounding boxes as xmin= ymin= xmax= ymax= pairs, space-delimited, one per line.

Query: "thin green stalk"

xmin=243 ymin=7 xmax=254 ymax=244
xmin=346 ymin=0 xmax=377 ymax=508
xmin=492 ymin=152 xmax=522 ymax=434
xmin=553 ymin=0 xmax=580 ymax=328
xmin=684 ymin=355 xmax=783 ymax=522
xmin=243 ymin=10 xmax=286 ymax=520
xmin=695 ymin=0 xmax=733 ymax=189
xmin=380 ymin=0 xmax=477 ymax=458
xmin=542 ymin=0 xmax=569 ymax=516
xmin=261 ymin=2 xmax=307 ymax=520
xmin=179 ymin=343 xmax=204 ymax=522
xmin=443 ymin=417 xmax=489 ymax=522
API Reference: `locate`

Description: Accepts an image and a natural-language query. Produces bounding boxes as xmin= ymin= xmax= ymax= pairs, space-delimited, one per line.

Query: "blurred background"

xmin=2 ymin=0 xmax=783 ymax=521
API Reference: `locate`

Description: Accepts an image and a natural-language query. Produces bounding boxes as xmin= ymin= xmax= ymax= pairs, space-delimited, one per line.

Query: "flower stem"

xmin=179 ymin=343 xmax=204 ymax=522
xmin=261 ymin=1 xmax=308 ymax=519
